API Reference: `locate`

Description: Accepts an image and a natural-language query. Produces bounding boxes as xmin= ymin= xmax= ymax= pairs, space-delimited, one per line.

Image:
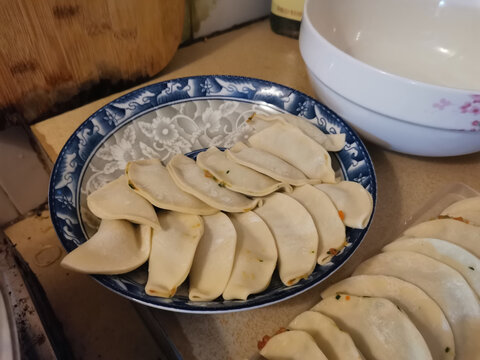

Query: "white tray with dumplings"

xmin=257 ymin=183 xmax=480 ymax=360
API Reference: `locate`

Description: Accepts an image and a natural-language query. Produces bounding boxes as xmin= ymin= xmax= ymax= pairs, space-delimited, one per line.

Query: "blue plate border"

xmin=49 ymin=75 xmax=377 ymax=313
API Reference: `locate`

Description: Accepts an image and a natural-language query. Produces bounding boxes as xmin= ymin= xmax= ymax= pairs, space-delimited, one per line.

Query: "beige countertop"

xmin=15 ymin=19 xmax=480 ymax=359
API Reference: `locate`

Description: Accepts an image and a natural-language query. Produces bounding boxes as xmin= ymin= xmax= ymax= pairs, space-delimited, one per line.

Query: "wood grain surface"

xmin=0 ymin=0 xmax=185 ymax=124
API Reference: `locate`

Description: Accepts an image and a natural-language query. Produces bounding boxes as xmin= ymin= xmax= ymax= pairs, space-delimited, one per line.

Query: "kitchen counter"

xmin=8 ymin=19 xmax=479 ymax=359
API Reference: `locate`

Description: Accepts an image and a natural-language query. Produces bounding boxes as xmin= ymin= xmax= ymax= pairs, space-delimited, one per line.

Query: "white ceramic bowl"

xmin=300 ymin=0 xmax=480 ymax=156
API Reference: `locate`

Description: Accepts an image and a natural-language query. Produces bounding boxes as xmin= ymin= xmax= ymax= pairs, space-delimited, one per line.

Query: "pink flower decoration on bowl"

xmin=433 ymin=98 xmax=451 ymax=110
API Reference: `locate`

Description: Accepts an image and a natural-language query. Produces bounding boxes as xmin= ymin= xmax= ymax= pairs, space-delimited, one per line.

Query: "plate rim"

xmin=48 ymin=74 xmax=377 ymax=313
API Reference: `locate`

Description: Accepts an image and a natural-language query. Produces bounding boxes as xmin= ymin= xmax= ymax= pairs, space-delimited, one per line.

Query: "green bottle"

xmin=270 ymin=0 xmax=305 ymax=39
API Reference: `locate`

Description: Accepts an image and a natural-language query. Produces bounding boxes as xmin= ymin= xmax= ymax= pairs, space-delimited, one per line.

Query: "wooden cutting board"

xmin=0 ymin=0 xmax=185 ymax=124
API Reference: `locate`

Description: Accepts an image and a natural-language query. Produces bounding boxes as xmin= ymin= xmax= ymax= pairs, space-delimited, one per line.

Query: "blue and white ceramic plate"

xmin=49 ymin=75 xmax=377 ymax=313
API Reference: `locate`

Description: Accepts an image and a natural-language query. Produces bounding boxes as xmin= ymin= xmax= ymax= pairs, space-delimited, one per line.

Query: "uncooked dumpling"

xmin=259 ymin=330 xmax=328 ymax=360
xmin=254 ymin=192 xmax=318 ymax=286
xmin=189 ymin=212 xmax=237 ymax=301
xmin=354 ymin=251 xmax=480 ymax=360
xmin=125 ymin=159 xmax=217 ymax=215
xmin=312 ymin=295 xmax=432 ymax=360
xmin=249 ymin=113 xmax=346 ymax=152
xmin=196 ymin=146 xmax=290 ymax=196
xmin=440 ymin=196 xmax=480 ymax=226
xmin=321 ymin=275 xmax=454 ymax=360
xmin=225 ymin=142 xmax=319 ymax=186
xmin=383 ymin=237 xmax=480 ymax=298
xmin=223 ymin=211 xmax=277 ymax=300
xmin=403 ymin=218 xmax=480 ymax=257
xmin=288 ymin=311 xmax=365 ymax=360
xmin=145 ymin=212 xmax=203 ymax=298
xmin=248 ymin=122 xmax=335 ymax=182
xmin=166 ymin=154 xmax=261 ymax=213
xmin=87 ymin=175 xmax=160 ymax=229
xmin=315 ymin=181 xmax=373 ymax=229
xmin=61 ymin=219 xmax=151 ymax=275
xmin=288 ymin=185 xmax=346 ymax=264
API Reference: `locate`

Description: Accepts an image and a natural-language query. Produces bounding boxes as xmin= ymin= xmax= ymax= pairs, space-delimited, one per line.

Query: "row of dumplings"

xmin=258 ymin=195 xmax=480 ymax=360
xmin=60 ymin=113 xmax=373 ymax=300
xmin=88 ymin=112 xmax=346 ymax=219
